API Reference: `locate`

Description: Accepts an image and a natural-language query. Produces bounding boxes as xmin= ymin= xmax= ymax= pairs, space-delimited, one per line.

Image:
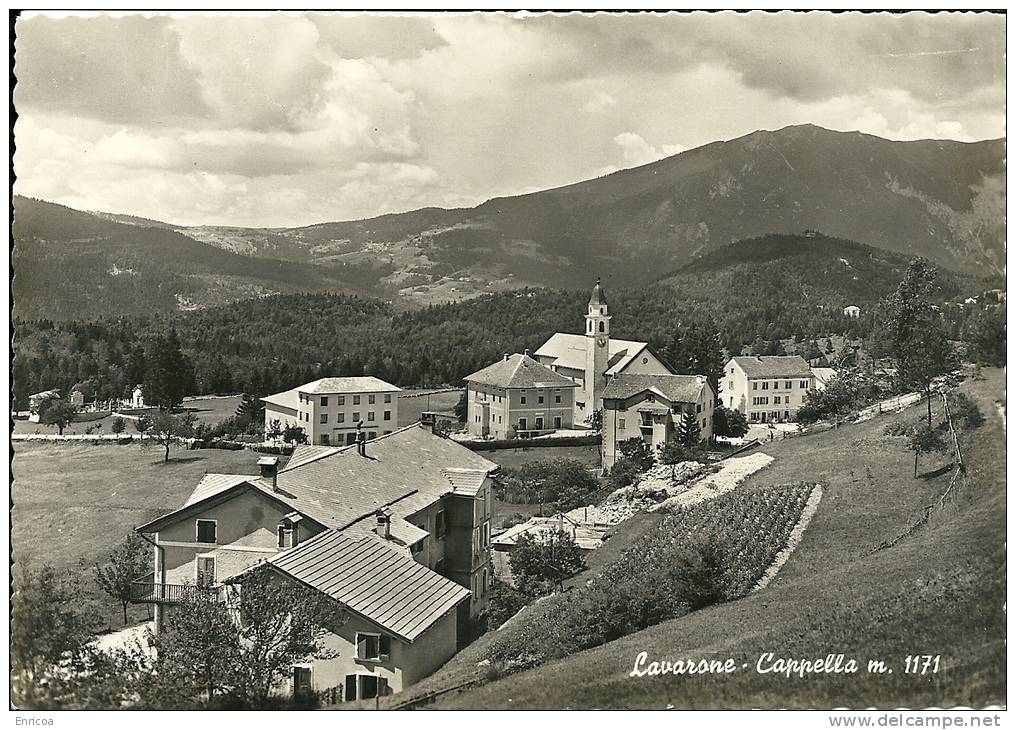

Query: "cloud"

xmin=12 ymin=11 xmax=1006 ymax=227
xmin=613 ymin=132 xmax=687 ymax=166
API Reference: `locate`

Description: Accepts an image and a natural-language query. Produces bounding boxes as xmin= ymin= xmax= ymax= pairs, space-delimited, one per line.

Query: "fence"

xmin=869 ymin=391 xmax=966 ymax=554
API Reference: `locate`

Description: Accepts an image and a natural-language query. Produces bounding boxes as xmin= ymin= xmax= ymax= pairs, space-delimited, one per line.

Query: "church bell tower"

xmin=583 ymin=278 xmax=611 ymax=421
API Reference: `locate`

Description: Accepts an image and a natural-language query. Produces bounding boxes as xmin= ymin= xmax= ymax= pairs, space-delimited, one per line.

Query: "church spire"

xmin=588 ymin=277 xmax=607 ymax=307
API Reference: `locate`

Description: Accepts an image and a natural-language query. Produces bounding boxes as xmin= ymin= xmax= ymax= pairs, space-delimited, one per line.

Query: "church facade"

xmin=534 ymin=279 xmax=675 ymax=425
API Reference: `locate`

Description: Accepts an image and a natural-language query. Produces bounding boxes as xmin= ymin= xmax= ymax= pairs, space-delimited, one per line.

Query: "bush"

xmin=483 ymin=582 xmax=530 ymax=630
xmin=798 ymin=368 xmax=888 ymax=425
xmin=947 ymin=391 xmax=985 ymax=429
xmin=496 ymin=460 xmax=600 ymax=511
xmin=606 ymin=456 xmax=642 ymax=491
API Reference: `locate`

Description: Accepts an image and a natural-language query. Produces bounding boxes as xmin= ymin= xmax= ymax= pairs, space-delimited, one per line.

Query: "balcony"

xmin=129 ymin=573 xmax=213 ymax=604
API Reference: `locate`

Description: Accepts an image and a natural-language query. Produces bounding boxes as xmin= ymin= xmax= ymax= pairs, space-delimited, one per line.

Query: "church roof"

xmin=464 ymin=353 xmax=578 ymax=390
xmin=534 ymin=333 xmax=661 ymax=376
xmin=602 ymin=373 xmax=708 ymax=404
xmin=588 ymin=278 xmax=607 ymax=306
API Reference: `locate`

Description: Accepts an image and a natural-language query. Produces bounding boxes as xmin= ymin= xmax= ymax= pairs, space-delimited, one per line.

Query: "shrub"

xmin=496 ymin=460 xmax=600 ymax=511
xmin=483 ymin=582 xmax=530 ymax=629
xmin=947 ymin=391 xmax=985 ymax=429
xmin=606 ymin=456 xmax=642 ymax=491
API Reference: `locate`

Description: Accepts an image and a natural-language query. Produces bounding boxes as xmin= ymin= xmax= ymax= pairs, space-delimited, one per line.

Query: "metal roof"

xmin=274 ymin=424 xmax=498 ymax=528
xmin=730 ymin=355 xmax=814 ymax=379
xmin=602 ymin=373 xmax=708 ymax=404
xmin=299 ymin=377 xmax=402 ymax=394
xmin=270 ymin=530 xmax=469 ymax=641
xmin=184 ymin=473 xmax=253 ymax=506
xmin=464 ymin=353 xmax=578 ymax=389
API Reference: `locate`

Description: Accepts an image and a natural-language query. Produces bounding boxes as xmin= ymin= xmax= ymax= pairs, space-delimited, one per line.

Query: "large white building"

xmin=719 ymin=356 xmax=815 ymax=424
xmin=534 ymin=279 xmax=674 ymax=424
xmin=262 ymin=377 xmax=402 ymax=446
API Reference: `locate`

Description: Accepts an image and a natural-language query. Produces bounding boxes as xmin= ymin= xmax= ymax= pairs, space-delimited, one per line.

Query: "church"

xmin=533 ymin=279 xmax=676 ymax=425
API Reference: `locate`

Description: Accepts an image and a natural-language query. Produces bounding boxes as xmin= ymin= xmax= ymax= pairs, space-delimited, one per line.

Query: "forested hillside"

xmin=12 ymin=234 xmax=995 ymax=409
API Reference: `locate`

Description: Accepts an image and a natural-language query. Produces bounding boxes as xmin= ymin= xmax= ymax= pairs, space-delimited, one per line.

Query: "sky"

xmin=13 ymin=11 xmax=1006 ymax=228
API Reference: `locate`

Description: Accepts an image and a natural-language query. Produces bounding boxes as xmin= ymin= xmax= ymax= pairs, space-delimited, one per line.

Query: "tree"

xmin=585 ymin=408 xmax=603 ymax=431
xmin=617 ymin=437 xmax=655 ymax=471
xmin=149 ymin=410 xmax=197 ymax=462
xmin=676 ymin=411 xmax=701 ymax=446
xmin=234 ymin=393 xmax=263 ymax=433
xmin=143 ymin=329 xmax=194 ymax=410
xmin=606 ymin=456 xmax=642 ymax=491
xmin=12 ymin=563 xmax=96 ymax=708
xmin=496 ymin=459 xmax=600 ymax=511
xmin=111 ymin=416 xmax=126 ymax=435
xmin=282 ymin=424 xmax=308 ymax=445
xmin=874 ymin=260 xmax=958 ymax=427
xmin=149 ymin=589 xmax=240 ymax=707
xmin=908 ymin=424 xmax=948 ymax=478
xmin=94 ymin=532 xmax=151 ymax=626
xmin=265 ymin=418 xmax=283 ymax=442
xmin=509 ymin=530 xmax=586 ymax=595
xmin=965 ymin=306 xmax=1005 ymax=367
xmin=661 ymin=319 xmax=725 ymax=395
xmin=713 ymin=405 xmax=748 ymax=438
xmin=453 ymin=390 xmax=468 ymax=423
xmin=39 ymin=398 xmax=78 ymax=435
xmin=225 ymin=567 xmax=347 ymax=709
xmin=134 ymin=414 xmax=151 ymax=437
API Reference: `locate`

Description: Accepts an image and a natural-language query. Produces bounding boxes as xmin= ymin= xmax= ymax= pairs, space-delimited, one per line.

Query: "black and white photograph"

xmin=7 ymin=8 xmax=1007 ymax=716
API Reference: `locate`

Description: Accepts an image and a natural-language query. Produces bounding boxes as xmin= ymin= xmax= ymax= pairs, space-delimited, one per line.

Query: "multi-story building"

xmin=534 ymin=279 xmax=674 ymax=424
xmin=600 ymin=373 xmax=715 ymax=470
xmin=262 ymin=377 xmax=401 ymax=446
xmin=463 ymin=352 xmax=578 ymax=439
xmin=719 ymin=355 xmax=815 ymax=424
xmin=132 ymin=424 xmax=497 ymax=702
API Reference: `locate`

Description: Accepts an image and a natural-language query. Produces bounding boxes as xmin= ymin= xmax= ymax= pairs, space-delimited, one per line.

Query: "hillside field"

xmin=399 ymin=369 xmax=1005 ymax=709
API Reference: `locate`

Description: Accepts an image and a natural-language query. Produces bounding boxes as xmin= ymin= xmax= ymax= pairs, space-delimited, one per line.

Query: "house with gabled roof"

xmin=534 ymin=279 xmax=675 ymax=424
xmin=600 ymin=373 xmax=715 ymax=470
xmin=719 ymin=355 xmax=816 ymax=424
xmin=463 ymin=351 xmax=579 ymax=439
xmin=132 ymin=424 xmax=498 ymax=702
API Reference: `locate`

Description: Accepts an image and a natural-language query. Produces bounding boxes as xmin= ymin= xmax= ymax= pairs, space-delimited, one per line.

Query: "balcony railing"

xmin=129 ymin=573 xmax=213 ymax=604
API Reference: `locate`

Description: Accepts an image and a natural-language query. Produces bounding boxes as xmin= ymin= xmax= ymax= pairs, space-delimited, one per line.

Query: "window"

xmin=554 ymin=416 xmax=562 ymax=428
xmin=480 ymin=568 xmax=488 ymax=597
xmin=196 ymin=519 xmax=217 ymax=544
xmin=278 ymin=524 xmax=296 ymax=549
xmin=383 ymin=410 xmax=391 ymax=421
xmin=535 ymin=417 xmax=544 ymax=429
xmin=320 ymin=434 xmax=329 ymax=445
xmin=538 ymin=394 xmax=544 ymax=404
xmin=800 ymin=381 xmax=808 ymax=389
xmin=344 ymin=674 xmax=387 ymax=702
xmin=774 ymin=396 xmax=781 ymax=404
xmin=752 ymin=382 xmax=758 ymax=391
xmin=619 ymin=417 xmax=626 ymax=429
xmin=784 ymin=381 xmax=792 ymax=389
xmin=196 ymin=556 xmax=215 ymax=587
xmin=320 ymin=413 xmax=328 ymax=424
xmin=598 ymin=321 xmax=605 ymax=332
xmin=435 ymin=510 xmax=447 ymax=538
xmin=355 ymin=633 xmax=391 ymax=662
xmin=368 ymin=394 xmax=376 ymax=405
xmin=384 ymin=393 xmax=392 ymax=403
xmin=337 ymin=413 xmax=345 ymax=423
xmin=482 ymin=521 xmax=490 ymax=548
xmin=762 ymin=382 xmax=769 ymax=390
xmin=352 ymin=411 xmax=360 ymax=422
xmin=321 ymin=396 xmax=328 ymax=407
xmin=518 ymin=417 xmax=527 ymax=431
xmin=353 ymin=395 xmax=361 ymax=405
xmin=696 ymin=403 xmax=702 ymax=413
xmin=367 ymin=411 xmax=375 ymax=422
xmin=520 ymin=394 xmax=527 ymax=405
xmin=337 ymin=396 xmax=345 ymax=406
xmin=729 ymin=380 xmax=733 ymax=390
xmin=555 ymin=394 xmax=561 ymax=403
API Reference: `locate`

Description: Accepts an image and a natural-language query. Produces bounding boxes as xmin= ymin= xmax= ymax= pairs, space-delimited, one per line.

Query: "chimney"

xmin=503 ymin=353 xmax=510 ymax=361
xmin=524 ymin=348 xmax=531 ymax=357
xmin=257 ymin=456 xmax=280 ymax=490
xmin=375 ymin=508 xmax=391 ymax=540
